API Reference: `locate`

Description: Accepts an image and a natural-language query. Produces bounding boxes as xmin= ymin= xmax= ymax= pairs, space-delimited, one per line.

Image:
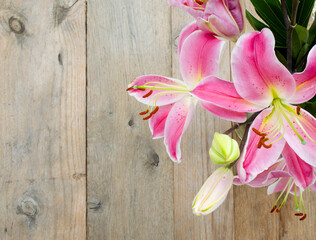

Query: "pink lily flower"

xmin=168 ymin=0 xmax=245 ymax=41
xmin=235 ymin=150 xmax=316 ymax=220
xmin=189 ymin=28 xmax=316 ymax=182
xmin=127 ymin=30 xmax=247 ymax=163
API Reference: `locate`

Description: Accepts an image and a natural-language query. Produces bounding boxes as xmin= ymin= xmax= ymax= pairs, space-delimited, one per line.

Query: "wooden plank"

xmin=171 ymin=8 xmax=234 ymax=240
xmin=234 ymin=1 xmax=316 ymax=240
xmin=87 ymin=1 xmax=174 ymax=239
xmin=0 ymin=0 xmax=86 ymax=239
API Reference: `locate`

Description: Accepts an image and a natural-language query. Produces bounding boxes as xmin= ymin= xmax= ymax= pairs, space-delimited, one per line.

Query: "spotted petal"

xmin=237 ymin=108 xmax=286 ymax=183
xmin=180 ymin=30 xmax=225 ymax=89
xmin=128 ymin=75 xmax=187 ymax=106
xmin=149 ymin=104 xmax=174 ymax=139
xmin=164 ymin=96 xmax=195 ymax=163
xmin=283 ymin=107 xmax=316 ymax=167
xmin=232 ymin=29 xmax=296 ymax=106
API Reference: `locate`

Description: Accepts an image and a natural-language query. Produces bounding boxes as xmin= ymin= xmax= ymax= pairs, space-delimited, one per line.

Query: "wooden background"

xmin=0 ymin=0 xmax=315 ymax=239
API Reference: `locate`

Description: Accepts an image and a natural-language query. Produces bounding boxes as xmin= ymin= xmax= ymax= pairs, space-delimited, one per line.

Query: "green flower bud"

xmin=209 ymin=132 xmax=240 ymax=165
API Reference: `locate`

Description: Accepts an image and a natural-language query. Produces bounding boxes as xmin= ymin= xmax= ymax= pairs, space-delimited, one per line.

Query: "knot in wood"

xmin=9 ymin=17 xmax=25 ymax=34
xmin=17 ymin=197 xmax=38 ymax=217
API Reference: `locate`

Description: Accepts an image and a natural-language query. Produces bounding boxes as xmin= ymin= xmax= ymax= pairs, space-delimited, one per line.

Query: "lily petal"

xmin=180 ymin=30 xmax=224 ymax=89
xmin=234 ymin=160 xmax=287 ymax=187
xmin=128 ymin=75 xmax=187 ymax=106
xmin=168 ymin=0 xmax=206 ymax=19
xmin=149 ymin=104 xmax=174 ymax=139
xmin=200 ymin=100 xmax=247 ymax=122
xmin=237 ymin=108 xmax=286 ymax=183
xmin=291 ymin=45 xmax=316 ymax=104
xmin=282 ymin=143 xmax=315 ymax=190
xmin=190 ymin=76 xmax=264 ymax=112
xmin=232 ymin=29 xmax=296 ymax=106
xmin=267 ymin=177 xmax=293 ymax=195
xmin=283 ymin=107 xmax=316 ymax=167
xmin=178 ymin=21 xmax=199 ymax=56
xmin=164 ymin=96 xmax=195 ymax=163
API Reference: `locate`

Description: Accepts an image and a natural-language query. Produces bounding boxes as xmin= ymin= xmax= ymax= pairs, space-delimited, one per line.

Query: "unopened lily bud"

xmin=209 ymin=132 xmax=240 ymax=165
xmin=192 ymin=167 xmax=233 ymax=216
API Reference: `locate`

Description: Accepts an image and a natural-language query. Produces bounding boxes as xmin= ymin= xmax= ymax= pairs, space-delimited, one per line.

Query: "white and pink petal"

xmin=180 ymin=31 xmax=224 ymax=89
xmin=164 ymin=96 xmax=195 ymax=163
xmin=291 ymin=45 xmax=316 ymax=104
xmin=237 ymin=108 xmax=286 ymax=183
xmin=232 ymin=29 xmax=296 ymax=106
xmin=128 ymin=75 xmax=187 ymax=106
xmin=282 ymin=144 xmax=315 ymax=190
xmin=190 ymin=76 xmax=264 ymax=112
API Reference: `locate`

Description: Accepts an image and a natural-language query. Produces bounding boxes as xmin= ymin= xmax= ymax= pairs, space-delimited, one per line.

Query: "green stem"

xmin=223 ymin=112 xmax=260 ymax=135
xmin=281 ymin=0 xmax=300 ymax=72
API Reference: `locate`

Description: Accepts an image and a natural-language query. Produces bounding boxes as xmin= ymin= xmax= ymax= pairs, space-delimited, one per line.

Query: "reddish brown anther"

xmin=142 ymin=90 xmax=153 ymax=98
xmin=184 ymin=2 xmax=188 ymax=6
xmin=195 ymin=0 xmax=204 ymax=5
xmin=252 ymin=128 xmax=267 ymax=137
xmin=151 ymin=106 xmax=159 ymax=115
xmin=270 ymin=206 xmax=277 ymax=213
xmin=295 ymin=213 xmax=304 ymax=216
xmin=261 ymin=141 xmax=272 ymax=149
xmin=126 ymin=87 xmax=134 ymax=91
xmin=296 ymin=106 xmax=301 ymax=115
xmin=300 ymin=214 xmax=307 ymax=221
xmin=276 ymin=209 xmax=280 ymax=213
xmin=143 ymin=114 xmax=153 ymax=121
xmin=139 ymin=110 xmax=149 ymax=115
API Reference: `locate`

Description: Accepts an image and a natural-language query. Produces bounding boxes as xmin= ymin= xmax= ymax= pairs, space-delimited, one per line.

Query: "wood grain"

xmin=1 ymin=0 xmax=316 ymax=239
xmin=0 ymin=0 xmax=86 ymax=239
xmin=87 ymin=1 xmax=174 ymax=239
xmin=171 ymin=8 xmax=234 ymax=240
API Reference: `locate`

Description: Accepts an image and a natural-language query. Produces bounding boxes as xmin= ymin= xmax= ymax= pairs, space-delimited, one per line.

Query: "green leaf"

xmin=286 ymin=0 xmax=293 ymax=16
xmin=276 ymin=50 xmax=287 ymax=67
xmin=295 ymin=43 xmax=309 ymax=68
xmin=296 ymin=0 xmax=315 ymax=27
xmin=299 ymin=101 xmax=316 ymax=117
xmin=250 ymin=0 xmax=287 ymax=45
xmin=246 ymin=10 xmax=268 ymax=31
xmin=292 ymin=25 xmax=308 ymax=62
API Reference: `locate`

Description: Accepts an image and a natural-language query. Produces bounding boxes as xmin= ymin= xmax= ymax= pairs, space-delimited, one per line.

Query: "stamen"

xmin=252 ymin=128 xmax=267 ymax=137
xmin=126 ymin=87 xmax=134 ymax=91
xmin=142 ymin=90 xmax=153 ymax=98
xmin=295 ymin=213 xmax=304 ymax=216
xmin=261 ymin=139 xmax=272 ymax=149
xmin=151 ymin=106 xmax=159 ymax=115
xmin=139 ymin=110 xmax=149 ymax=115
xmin=296 ymin=106 xmax=301 ymax=115
xmin=133 ymin=86 xmax=146 ymax=91
xmin=276 ymin=209 xmax=280 ymax=213
xmin=270 ymin=206 xmax=277 ymax=213
xmin=300 ymin=214 xmax=307 ymax=221
xmin=195 ymin=0 xmax=204 ymax=5
xmin=143 ymin=114 xmax=152 ymax=121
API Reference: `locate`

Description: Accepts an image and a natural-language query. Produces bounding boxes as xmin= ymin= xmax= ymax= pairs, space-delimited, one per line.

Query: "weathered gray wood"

xmin=171 ymin=8 xmax=234 ymax=240
xmin=0 ymin=0 xmax=86 ymax=239
xmin=87 ymin=1 xmax=174 ymax=239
